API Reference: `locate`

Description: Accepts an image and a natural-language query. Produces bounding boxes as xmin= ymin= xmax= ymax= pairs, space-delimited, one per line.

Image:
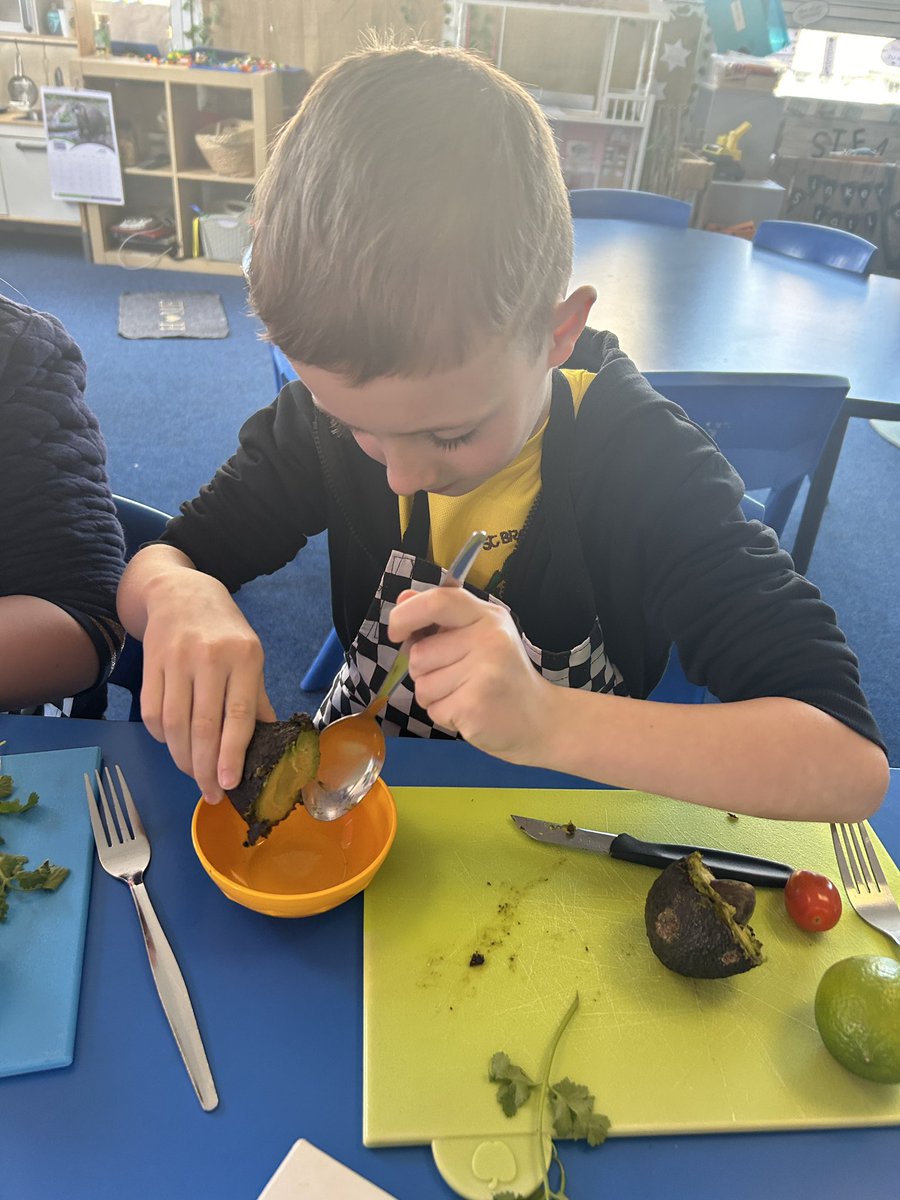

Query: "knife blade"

xmin=511 ymin=814 xmax=794 ymax=888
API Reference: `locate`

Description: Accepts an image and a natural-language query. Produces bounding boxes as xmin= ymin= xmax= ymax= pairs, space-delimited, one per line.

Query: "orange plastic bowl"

xmin=191 ymin=779 xmax=397 ymax=917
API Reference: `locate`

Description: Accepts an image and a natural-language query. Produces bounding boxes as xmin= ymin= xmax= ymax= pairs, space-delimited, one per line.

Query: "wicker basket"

xmin=195 ymin=118 xmax=255 ymax=178
xmin=198 ymin=202 xmax=253 ymax=263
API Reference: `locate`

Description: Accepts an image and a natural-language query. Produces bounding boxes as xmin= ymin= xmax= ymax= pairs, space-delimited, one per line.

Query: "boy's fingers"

xmin=389 ymin=587 xmax=484 ymax=641
xmin=139 ymin=663 xmax=165 ymax=742
xmin=257 ymin=685 xmax=277 ymax=723
xmin=189 ymin=669 xmax=230 ymax=805
xmin=216 ymin=668 xmax=268 ymax=794
xmin=160 ymin=673 xmax=197 ymax=782
xmin=407 ymin=627 xmax=469 ymax=677
xmin=411 ymin=658 xmax=470 ymax=710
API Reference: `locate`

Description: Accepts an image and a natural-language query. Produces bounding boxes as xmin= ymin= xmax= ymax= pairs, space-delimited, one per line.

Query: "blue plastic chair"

xmin=569 ymin=188 xmax=692 ymax=228
xmin=108 ymin=495 xmax=172 ymax=721
xmin=645 ymin=372 xmax=849 ymax=704
xmin=644 ymin=371 xmax=850 ymax=541
xmin=752 ymin=220 xmax=876 ymax=274
xmin=271 ymin=344 xmax=296 ymax=392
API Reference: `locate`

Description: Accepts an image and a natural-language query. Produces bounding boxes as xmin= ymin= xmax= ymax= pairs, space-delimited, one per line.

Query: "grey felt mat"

xmin=118 ymin=292 xmax=229 ymax=339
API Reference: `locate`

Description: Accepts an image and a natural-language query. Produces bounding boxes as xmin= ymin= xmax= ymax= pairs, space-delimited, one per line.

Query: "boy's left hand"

xmin=387 ymin=587 xmax=554 ymax=763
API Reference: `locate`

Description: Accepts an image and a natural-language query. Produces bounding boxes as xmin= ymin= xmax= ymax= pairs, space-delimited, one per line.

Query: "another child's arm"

xmin=389 ymin=587 xmax=889 ymax=822
xmin=0 ymin=596 xmax=102 ymax=709
xmin=117 ymin=543 xmax=275 ymax=803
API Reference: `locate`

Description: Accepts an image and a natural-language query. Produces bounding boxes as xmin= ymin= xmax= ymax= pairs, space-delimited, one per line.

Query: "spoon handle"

xmin=372 ymin=530 xmax=487 ymax=709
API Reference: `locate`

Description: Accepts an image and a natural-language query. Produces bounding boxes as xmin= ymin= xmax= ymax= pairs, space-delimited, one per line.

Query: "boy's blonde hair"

xmin=249 ymin=40 xmax=573 ymax=383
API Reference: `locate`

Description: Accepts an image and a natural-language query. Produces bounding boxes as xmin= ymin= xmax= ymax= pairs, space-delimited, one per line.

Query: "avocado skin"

xmin=226 ymin=713 xmax=317 ymax=845
xmin=644 ymin=855 xmax=763 ymax=979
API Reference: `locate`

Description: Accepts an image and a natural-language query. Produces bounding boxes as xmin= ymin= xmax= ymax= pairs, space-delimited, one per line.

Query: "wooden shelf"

xmin=0 ymin=33 xmax=77 ymax=46
xmin=76 ymin=56 xmax=282 ymax=276
xmin=96 ymin=247 xmax=242 ymax=275
xmin=177 ymin=167 xmax=255 ymax=185
xmin=124 ymin=165 xmax=174 ymax=178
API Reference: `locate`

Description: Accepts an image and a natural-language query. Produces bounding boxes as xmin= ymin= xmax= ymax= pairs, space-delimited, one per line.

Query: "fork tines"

xmin=85 ymin=765 xmax=146 ymax=848
xmin=831 ymin=821 xmax=889 ymax=894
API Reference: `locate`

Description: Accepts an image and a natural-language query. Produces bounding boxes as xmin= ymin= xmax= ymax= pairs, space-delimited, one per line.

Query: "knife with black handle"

xmin=511 ymin=815 xmax=794 ymax=888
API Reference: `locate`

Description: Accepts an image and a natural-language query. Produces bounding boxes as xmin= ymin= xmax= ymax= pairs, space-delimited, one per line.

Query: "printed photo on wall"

xmin=41 ymin=86 xmax=124 ymax=205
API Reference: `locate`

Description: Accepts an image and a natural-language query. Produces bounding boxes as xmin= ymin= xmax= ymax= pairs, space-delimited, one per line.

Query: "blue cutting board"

xmin=0 ymin=746 xmax=101 ymax=1077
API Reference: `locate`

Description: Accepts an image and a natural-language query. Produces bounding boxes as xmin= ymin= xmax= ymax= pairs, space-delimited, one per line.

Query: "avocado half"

xmin=644 ymin=852 xmax=765 ymax=979
xmin=226 ymin=713 xmax=320 ymax=846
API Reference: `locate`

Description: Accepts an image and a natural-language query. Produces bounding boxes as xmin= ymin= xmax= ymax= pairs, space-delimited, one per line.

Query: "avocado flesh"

xmin=254 ymin=733 xmax=319 ymax=823
xmin=226 ymin=714 xmax=320 ymax=846
xmin=644 ymin=851 xmax=765 ymax=979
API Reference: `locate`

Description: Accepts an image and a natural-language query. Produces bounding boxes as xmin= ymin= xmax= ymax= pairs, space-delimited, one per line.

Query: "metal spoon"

xmin=302 ymin=530 xmax=486 ymax=821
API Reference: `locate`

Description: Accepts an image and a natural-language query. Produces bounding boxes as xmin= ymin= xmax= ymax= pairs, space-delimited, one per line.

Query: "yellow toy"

xmin=702 ymin=121 xmax=752 ymax=180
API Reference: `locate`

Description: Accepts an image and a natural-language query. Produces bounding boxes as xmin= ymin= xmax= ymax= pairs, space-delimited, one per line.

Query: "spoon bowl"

xmin=302 ymin=530 xmax=486 ymax=821
xmin=302 ymin=709 xmax=386 ymax=821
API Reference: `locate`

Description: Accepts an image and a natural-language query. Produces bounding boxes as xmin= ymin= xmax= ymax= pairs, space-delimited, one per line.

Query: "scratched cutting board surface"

xmin=0 ymin=747 xmax=100 ymax=1077
xmin=364 ymin=788 xmax=900 ymax=1147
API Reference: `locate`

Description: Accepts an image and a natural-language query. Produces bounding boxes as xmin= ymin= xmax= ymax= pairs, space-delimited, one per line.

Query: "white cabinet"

xmin=0 ymin=122 xmax=81 ymax=225
xmin=449 ymin=0 xmax=663 ymax=190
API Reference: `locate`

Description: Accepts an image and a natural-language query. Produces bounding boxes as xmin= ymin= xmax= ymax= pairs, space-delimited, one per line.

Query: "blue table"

xmin=2 ymin=714 xmax=898 ymax=1199
xmin=571 ymin=219 xmax=900 ymax=575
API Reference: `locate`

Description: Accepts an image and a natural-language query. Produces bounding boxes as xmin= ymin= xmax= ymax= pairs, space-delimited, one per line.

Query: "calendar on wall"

xmin=42 ymin=87 xmax=124 ymax=206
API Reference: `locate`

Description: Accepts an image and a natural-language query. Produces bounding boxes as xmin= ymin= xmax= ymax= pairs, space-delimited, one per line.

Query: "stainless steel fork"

xmin=85 ymin=765 xmax=218 ymax=1110
xmin=830 ymin=821 xmax=900 ymax=950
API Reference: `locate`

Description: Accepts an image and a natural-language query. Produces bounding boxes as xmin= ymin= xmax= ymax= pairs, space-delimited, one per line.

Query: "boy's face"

xmin=294 ymin=335 xmax=555 ymax=497
xmin=292 ymin=287 xmax=595 ymax=498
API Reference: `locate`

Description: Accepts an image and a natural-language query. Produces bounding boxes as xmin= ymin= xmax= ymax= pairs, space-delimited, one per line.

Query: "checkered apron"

xmin=315 ymin=549 xmax=629 ymax=739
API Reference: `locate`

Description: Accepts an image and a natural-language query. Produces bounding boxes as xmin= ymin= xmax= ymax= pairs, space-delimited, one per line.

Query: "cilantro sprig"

xmin=489 ymin=993 xmax=610 ymax=1200
xmin=0 ymin=772 xmax=69 ymax=922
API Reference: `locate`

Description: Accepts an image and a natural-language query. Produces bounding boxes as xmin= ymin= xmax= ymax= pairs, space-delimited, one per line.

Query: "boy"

xmin=117 ymin=41 xmax=887 ymax=821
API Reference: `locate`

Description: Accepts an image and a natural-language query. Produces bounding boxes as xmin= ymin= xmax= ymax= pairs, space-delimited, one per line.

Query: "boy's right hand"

xmin=138 ymin=570 xmax=275 ymax=805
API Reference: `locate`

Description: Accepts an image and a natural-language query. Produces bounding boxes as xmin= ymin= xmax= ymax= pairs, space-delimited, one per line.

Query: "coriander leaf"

xmin=0 ymin=775 xmax=12 ymax=799
xmin=548 ymin=1078 xmax=610 ymax=1146
xmin=14 ymin=860 xmax=70 ymax=892
xmin=0 ymin=792 xmax=39 ymax=814
xmin=0 ymin=852 xmax=30 ymax=884
xmin=490 ymin=1051 xmax=537 ymax=1117
xmin=585 ymin=1111 xmax=611 ymax=1148
xmin=0 ymin=852 xmax=30 ymax=923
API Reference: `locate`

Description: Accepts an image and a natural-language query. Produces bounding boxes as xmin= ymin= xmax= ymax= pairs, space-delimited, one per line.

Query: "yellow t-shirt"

xmin=399 ymin=369 xmax=595 ymax=591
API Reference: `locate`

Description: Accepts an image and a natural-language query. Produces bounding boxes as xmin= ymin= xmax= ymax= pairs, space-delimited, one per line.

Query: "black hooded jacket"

xmin=162 ymin=328 xmax=883 ymax=750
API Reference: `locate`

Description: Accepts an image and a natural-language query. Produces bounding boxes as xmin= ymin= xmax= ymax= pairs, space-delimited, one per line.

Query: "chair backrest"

xmin=752 ymin=220 xmax=877 ymax=274
xmin=643 ymin=371 xmax=849 ymax=537
xmin=271 ymin=344 xmax=298 ymax=391
xmin=569 ymin=188 xmax=692 ymax=228
xmin=109 ymin=495 xmax=172 ymax=721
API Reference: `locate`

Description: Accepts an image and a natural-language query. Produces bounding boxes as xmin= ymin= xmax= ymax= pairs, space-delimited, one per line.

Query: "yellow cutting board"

xmin=363 ymin=788 xmax=900 ymax=1182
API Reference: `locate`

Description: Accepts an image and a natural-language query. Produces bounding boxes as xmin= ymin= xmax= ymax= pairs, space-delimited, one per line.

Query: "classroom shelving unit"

xmin=448 ymin=0 xmax=663 ymax=190
xmin=71 ymin=55 xmax=282 ymax=275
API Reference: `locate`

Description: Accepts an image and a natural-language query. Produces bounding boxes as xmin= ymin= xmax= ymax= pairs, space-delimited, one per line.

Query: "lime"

xmin=814 ymin=955 xmax=900 ymax=1085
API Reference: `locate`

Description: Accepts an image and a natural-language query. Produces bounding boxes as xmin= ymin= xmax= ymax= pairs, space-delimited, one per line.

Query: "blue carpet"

xmin=2 ymin=229 xmax=897 ymax=764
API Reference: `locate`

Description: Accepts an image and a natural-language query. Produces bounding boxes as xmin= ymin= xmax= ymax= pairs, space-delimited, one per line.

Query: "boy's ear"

xmin=546 ymin=285 xmax=597 ymax=369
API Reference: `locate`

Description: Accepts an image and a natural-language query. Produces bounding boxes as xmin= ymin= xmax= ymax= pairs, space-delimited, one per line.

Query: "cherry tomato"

xmin=784 ymin=870 xmax=842 ymax=932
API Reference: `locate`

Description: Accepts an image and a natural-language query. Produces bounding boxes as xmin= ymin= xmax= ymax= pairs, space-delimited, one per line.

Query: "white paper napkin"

xmin=257 ymin=1139 xmax=397 ymax=1199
